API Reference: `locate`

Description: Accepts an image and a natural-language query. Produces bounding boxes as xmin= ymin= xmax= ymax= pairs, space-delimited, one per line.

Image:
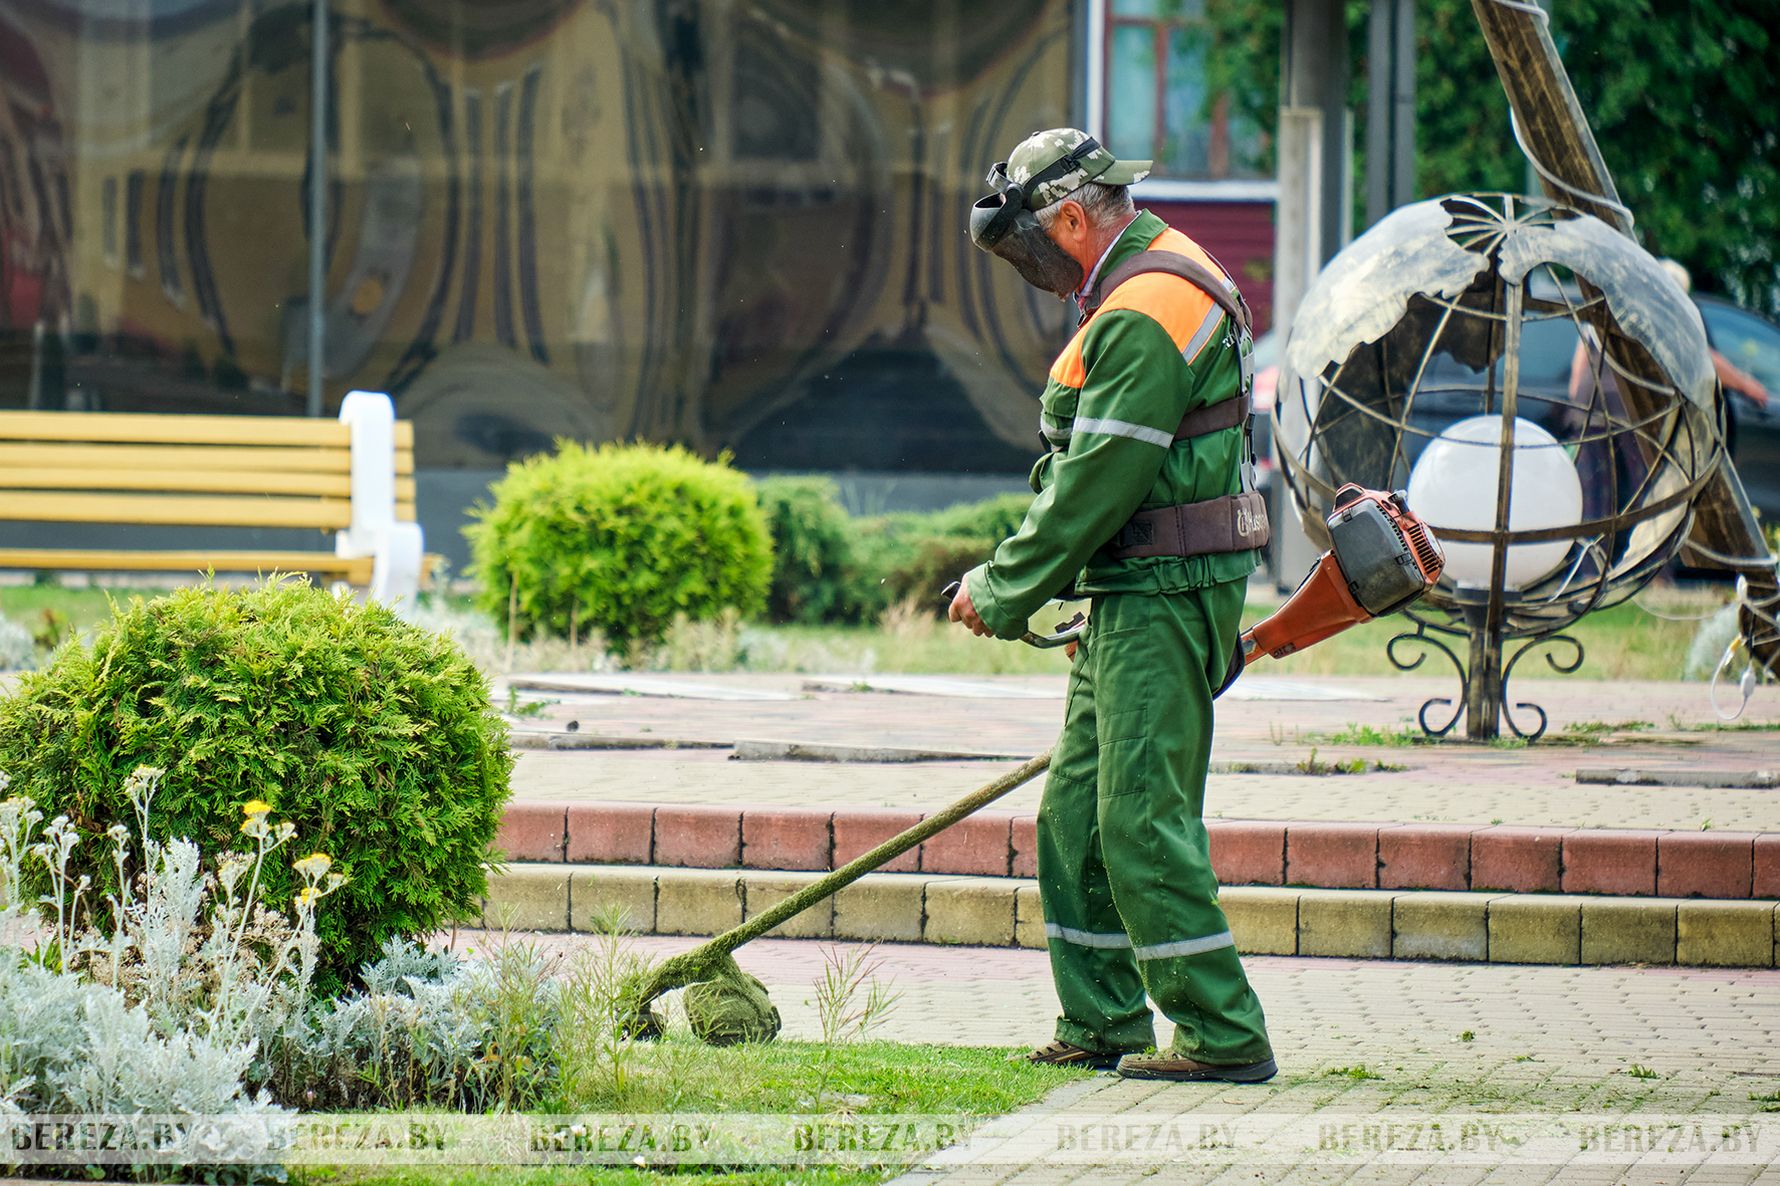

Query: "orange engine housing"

xmin=1242 ymin=484 xmax=1444 ymax=664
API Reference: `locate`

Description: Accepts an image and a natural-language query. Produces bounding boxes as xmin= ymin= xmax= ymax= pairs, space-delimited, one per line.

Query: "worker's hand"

xmin=947 ymin=580 xmax=991 ymax=637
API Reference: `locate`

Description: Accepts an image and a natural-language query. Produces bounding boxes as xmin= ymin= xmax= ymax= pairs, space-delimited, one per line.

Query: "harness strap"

xmin=1103 ymin=492 xmax=1271 ymax=560
xmin=1082 ymin=249 xmax=1253 ymax=338
xmin=1174 ymin=391 xmax=1251 ymax=441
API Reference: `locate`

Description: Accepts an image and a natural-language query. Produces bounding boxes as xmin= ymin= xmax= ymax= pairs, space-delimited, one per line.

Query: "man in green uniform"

xmin=947 ymin=128 xmax=1275 ymax=1083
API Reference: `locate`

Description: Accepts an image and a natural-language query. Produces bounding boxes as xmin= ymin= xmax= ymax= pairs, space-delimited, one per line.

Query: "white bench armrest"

xmin=336 ymin=389 xmax=398 ymax=558
xmin=336 ymin=389 xmax=423 ymax=609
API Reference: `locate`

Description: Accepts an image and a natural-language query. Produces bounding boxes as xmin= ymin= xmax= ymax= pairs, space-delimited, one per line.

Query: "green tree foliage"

xmin=466 ymin=441 xmax=773 ymax=650
xmin=1543 ymin=3 xmax=1776 ymax=313
xmin=1204 ymin=0 xmax=1777 ymax=313
xmin=0 ymin=581 xmax=512 ymax=985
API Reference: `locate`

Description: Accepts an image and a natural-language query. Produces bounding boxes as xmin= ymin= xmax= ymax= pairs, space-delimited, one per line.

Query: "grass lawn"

xmin=289 ymin=1040 xmax=1076 ymax=1186
xmin=301 ymin=1170 xmax=881 ymax=1186
xmin=0 ymin=579 xmax=1726 ymax=682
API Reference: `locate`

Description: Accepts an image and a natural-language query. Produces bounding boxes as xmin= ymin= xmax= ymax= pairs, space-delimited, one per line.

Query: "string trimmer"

xmin=627 ymin=484 xmax=1444 ymax=1044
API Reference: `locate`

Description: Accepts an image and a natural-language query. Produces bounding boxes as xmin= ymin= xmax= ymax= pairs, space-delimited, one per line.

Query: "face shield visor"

xmin=969 ymin=139 xmax=1108 ymax=298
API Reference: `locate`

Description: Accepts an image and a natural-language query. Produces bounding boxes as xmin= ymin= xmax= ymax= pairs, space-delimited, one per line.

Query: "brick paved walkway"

xmin=506 ymin=675 xmax=1780 ymax=832
xmin=449 ymin=930 xmax=1780 ymax=1183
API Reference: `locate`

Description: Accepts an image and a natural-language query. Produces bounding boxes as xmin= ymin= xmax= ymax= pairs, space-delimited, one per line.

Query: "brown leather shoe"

xmin=1026 ymin=1040 xmax=1130 ymax=1070
xmin=1115 ymin=1053 xmax=1278 ymax=1082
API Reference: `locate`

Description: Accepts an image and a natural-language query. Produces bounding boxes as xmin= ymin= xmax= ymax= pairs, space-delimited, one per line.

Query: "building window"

xmin=1103 ymin=0 xmax=1265 ymax=182
xmin=102 ymin=175 xmax=118 ymax=266
xmin=125 ymin=170 xmax=145 ymax=276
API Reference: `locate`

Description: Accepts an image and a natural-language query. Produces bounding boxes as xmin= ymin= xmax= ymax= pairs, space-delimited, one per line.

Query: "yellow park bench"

xmin=0 ymin=391 xmax=427 ymax=606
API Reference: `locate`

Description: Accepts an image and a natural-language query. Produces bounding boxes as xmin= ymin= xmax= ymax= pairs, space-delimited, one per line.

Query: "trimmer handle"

xmin=940 ymin=581 xmax=1086 ymax=650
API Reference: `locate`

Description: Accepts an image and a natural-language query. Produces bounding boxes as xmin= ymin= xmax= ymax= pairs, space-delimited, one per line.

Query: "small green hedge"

xmin=467 ymin=441 xmax=773 ymax=650
xmin=849 ymin=493 xmax=1034 ymax=619
xmin=0 ymin=581 xmax=512 ymax=986
xmin=756 ymin=476 xmax=858 ymax=624
xmin=924 ymin=493 xmax=1036 ymax=545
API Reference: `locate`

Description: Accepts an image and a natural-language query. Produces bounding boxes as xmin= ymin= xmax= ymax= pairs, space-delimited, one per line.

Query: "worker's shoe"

xmin=1025 ymin=1040 xmax=1131 ymax=1071
xmin=1115 ymin=1053 xmax=1278 ymax=1083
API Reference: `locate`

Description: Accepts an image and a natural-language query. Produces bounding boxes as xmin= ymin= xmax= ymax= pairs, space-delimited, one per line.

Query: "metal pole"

xmin=306 ymin=0 xmax=328 ymax=418
xmin=26 ymin=321 xmax=44 ymax=409
xmin=1367 ymin=0 xmax=1416 ymax=227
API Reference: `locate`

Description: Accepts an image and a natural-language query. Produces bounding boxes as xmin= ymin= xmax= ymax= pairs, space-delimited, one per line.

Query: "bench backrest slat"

xmin=1 ymin=491 xmax=353 ymax=530
xmin=0 ymin=443 xmax=356 ymax=474
xmin=1 ymin=468 xmax=416 ymax=502
xmin=5 ymin=468 xmax=355 ymax=498
xmin=0 ymin=411 xmax=414 ymax=450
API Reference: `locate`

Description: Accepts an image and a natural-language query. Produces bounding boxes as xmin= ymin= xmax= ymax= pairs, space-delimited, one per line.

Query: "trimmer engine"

xmin=1241 ymin=483 xmax=1445 ymax=664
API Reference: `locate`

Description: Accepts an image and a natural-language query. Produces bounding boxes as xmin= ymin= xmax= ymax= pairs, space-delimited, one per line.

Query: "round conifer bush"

xmin=0 ymin=580 xmax=512 ymax=984
xmin=466 ymin=440 xmax=773 ymax=650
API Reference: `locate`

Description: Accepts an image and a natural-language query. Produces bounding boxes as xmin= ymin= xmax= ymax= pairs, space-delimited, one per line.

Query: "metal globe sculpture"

xmin=1274 ymin=193 xmax=1723 ymax=739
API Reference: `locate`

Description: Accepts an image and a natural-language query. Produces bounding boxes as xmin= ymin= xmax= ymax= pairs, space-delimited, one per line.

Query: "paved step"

xmin=503 ymin=673 xmax=799 ymax=701
xmin=482 ymin=863 xmax=1780 ymax=969
xmin=509 ymin=730 xmax=729 ymax=752
xmin=730 ymin=739 xmax=1027 ymax=763
xmin=496 ymin=800 xmax=1780 ymax=899
xmin=1579 ymin=766 xmax=1779 ymax=789
xmin=800 ymin=675 xmax=1062 ymax=699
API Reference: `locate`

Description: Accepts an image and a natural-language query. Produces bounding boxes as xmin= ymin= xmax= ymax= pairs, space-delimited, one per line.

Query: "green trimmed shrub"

xmin=849 ymin=493 xmax=1034 ymax=619
xmin=850 ymin=522 xmax=994 ymax=620
xmin=926 ymin=492 xmax=1034 ymax=544
xmin=467 ymin=441 xmax=773 ymax=650
xmin=0 ymin=580 xmax=512 ymax=985
xmin=756 ymin=476 xmax=858 ymax=624
xmin=881 ymin=534 xmax=997 ymax=613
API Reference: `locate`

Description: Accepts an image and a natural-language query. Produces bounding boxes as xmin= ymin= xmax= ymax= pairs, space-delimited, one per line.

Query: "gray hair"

xmin=1035 ymin=182 xmax=1134 ymax=230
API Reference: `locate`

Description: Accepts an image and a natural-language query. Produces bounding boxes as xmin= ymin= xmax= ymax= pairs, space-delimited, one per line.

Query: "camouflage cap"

xmin=1004 ymin=128 xmax=1152 ymax=209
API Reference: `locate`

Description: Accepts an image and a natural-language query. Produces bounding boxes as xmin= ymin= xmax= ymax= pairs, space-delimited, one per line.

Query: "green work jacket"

xmin=964 ymin=210 xmax=1259 ymax=640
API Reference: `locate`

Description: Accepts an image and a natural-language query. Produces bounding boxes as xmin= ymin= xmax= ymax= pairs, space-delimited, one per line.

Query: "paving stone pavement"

xmin=447 ymin=930 xmax=1780 ymax=1183
xmin=505 ymin=675 xmax=1780 ymax=832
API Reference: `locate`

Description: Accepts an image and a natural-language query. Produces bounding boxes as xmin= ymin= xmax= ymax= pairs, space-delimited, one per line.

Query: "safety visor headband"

xmin=970 ymin=136 xmax=1107 ymax=249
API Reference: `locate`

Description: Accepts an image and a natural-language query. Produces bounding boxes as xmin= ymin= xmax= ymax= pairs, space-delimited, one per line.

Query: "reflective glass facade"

xmin=1 ymin=0 xmax=1281 ymax=576
xmin=1 ymin=0 xmax=1088 ymax=481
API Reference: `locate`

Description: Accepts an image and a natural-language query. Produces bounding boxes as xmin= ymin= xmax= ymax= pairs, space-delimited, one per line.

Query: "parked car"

xmin=1694 ymin=294 xmax=1780 ymax=518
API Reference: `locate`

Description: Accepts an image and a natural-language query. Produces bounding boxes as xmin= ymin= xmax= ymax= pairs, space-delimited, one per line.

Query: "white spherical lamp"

xmin=1407 ymin=415 xmax=1584 ymax=590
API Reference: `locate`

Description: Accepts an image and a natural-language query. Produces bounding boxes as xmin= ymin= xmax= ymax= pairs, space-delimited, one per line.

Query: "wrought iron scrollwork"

xmin=1386 ymin=619 xmax=1466 ymax=738
xmin=1498 ymin=633 xmax=1584 ymax=742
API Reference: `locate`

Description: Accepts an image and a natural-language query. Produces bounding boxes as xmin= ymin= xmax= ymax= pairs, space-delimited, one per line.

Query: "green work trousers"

xmin=1036 ymin=580 xmax=1273 ymax=1064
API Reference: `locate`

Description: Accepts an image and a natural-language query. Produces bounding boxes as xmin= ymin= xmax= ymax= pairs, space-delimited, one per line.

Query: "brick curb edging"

xmin=496 ymin=801 xmax=1780 ymax=900
xmin=482 ymin=864 xmax=1780 ymax=969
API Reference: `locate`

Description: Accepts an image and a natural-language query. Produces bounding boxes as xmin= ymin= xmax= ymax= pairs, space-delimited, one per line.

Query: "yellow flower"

xmin=241 ymin=799 xmax=272 ymax=819
xmin=295 ymin=886 xmax=320 ymax=908
xmin=292 ymin=852 xmax=332 ymax=881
